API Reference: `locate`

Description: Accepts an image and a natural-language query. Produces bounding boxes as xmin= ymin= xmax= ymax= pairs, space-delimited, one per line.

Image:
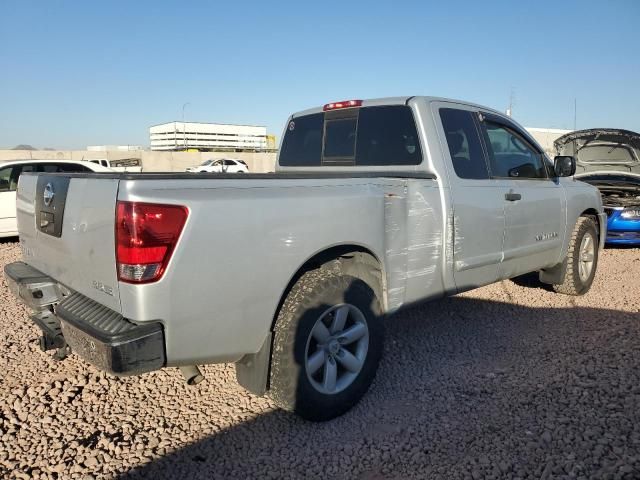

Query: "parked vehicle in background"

xmin=186 ymin=158 xmax=249 ymax=173
xmin=5 ymin=97 xmax=605 ymax=421
xmin=556 ymin=129 xmax=640 ymax=245
xmin=0 ymin=160 xmax=111 ymax=238
xmin=88 ymin=158 xmax=143 ymax=172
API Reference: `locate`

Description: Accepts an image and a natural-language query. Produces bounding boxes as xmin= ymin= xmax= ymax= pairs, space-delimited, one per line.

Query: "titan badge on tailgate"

xmin=35 ymin=176 xmax=71 ymax=237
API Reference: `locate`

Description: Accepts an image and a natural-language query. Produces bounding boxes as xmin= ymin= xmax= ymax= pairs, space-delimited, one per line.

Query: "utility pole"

xmin=182 ymin=102 xmax=190 ymax=151
xmin=506 ymin=88 xmax=515 ymax=117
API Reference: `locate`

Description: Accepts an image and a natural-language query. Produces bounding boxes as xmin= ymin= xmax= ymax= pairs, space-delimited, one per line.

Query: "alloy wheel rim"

xmin=578 ymin=233 xmax=595 ymax=282
xmin=304 ymin=303 xmax=369 ymax=395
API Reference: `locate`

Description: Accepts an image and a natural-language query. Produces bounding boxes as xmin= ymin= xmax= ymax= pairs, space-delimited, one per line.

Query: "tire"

xmin=268 ymin=268 xmax=383 ymax=421
xmin=552 ymin=216 xmax=599 ymax=295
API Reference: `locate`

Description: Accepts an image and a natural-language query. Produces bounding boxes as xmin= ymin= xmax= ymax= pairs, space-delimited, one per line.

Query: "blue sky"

xmin=1 ymin=0 xmax=638 ymax=149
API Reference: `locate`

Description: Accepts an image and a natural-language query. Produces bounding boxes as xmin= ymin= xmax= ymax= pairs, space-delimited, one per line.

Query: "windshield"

xmin=200 ymin=160 xmax=214 ymax=166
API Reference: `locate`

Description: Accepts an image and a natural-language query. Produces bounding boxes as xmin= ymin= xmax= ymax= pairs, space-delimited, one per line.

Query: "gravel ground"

xmin=0 ymin=239 xmax=639 ymax=480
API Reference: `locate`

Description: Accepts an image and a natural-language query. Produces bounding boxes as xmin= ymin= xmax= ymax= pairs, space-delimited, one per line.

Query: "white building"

xmin=150 ymin=122 xmax=268 ymax=151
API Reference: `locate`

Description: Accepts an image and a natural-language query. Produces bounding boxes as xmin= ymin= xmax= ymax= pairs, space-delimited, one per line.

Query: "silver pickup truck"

xmin=5 ymin=96 xmax=606 ymax=421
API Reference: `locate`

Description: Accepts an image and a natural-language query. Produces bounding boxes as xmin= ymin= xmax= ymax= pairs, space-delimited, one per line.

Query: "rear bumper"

xmin=3 ymin=261 xmax=166 ymax=375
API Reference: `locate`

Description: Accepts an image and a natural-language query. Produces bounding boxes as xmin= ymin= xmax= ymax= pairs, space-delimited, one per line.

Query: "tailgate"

xmin=16 ymin=173 xmax=122 ymax=312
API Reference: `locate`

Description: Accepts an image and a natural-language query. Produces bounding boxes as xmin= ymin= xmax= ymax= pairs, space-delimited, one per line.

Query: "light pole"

xmin=182 ymin=102 xmax=190 ymax=150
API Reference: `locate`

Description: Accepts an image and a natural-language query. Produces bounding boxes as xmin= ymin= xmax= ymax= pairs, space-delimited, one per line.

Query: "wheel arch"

xmin=541 ymin=209 xmax=601 ymax=286
xmin=580 ymin=208 xmax=603 ymax=245
xmin=236 ymin=243 xmax=387 ymax=397
xmin=270 ymin=244 xmax=387 ymax=333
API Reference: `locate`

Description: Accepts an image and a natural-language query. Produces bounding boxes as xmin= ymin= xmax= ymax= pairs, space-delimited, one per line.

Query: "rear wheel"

xmin=553 ymin=216 xmax=599 ymax=295
xmin=268 ymin=268 xmax=383 ymax=421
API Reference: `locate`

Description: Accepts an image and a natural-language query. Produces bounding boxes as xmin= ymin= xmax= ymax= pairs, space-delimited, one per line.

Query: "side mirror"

xmin=553 ymin=155 xmax=576 ymax=177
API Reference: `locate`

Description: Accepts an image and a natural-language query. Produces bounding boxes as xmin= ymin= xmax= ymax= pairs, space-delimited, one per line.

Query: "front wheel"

xmin=268 ymin=269 xmax=383 ymax=421
xmin=553 ymin=216 xmax=599 ymax=295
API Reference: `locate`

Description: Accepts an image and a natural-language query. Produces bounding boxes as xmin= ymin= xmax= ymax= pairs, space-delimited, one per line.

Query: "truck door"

xmin=478 ymin=115 xmax=565 ymax=278
xmin=436 ymin=106 xmax=510 ymax=292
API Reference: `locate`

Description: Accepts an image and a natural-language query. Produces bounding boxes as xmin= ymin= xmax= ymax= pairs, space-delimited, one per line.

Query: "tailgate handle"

xmin=505 ymin=190 xmax=522 ymax=202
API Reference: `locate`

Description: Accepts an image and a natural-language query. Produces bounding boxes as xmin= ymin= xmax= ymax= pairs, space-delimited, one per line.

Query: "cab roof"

xmin=291 ymin=96 xmax=505 ymax=118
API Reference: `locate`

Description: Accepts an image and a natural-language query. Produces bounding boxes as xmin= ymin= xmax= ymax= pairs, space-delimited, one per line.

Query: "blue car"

xmin=555 ymin=129 xmax=640 ymax=246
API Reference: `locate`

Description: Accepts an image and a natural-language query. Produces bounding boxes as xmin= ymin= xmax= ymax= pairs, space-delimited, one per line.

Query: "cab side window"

xmin=439 ymin=108 xmax=489 ymax=179
xmin=482 ymin=123 xmax=547 ymax=179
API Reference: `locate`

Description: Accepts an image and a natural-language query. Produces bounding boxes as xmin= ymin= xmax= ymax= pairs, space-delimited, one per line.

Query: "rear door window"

xmin=439 ymin=108 xmax=489 ymax=179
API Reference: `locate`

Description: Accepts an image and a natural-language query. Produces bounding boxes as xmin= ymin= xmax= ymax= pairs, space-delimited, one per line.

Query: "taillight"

xmin=323 ymin=99 xmax=363 ymax=111
xmin=116 ymin=201 xmax=188 ymax=283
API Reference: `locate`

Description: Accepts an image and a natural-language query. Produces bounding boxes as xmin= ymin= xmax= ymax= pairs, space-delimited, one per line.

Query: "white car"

xmin=186 ymin=158 xmax=249 ymax=173
xmin=0 ymin=159 xmax=111 ymax=238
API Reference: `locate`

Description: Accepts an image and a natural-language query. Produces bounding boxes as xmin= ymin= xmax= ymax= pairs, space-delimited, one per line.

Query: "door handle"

xmin=505 ymin=190 xmax=522 ymax=201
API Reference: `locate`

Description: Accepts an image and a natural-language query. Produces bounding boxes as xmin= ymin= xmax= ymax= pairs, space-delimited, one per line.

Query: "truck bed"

xmin=16 ymin=170 xmax=444 ymax=366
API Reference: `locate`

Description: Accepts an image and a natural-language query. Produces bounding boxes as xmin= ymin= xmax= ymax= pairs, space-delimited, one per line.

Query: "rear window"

xmin=356 ymin=106 xmax=421 ymax=166
xmin=279 ymin=113 xmax=323 ymax=166
xmin=278 ymin=105 xmax=422 ymax=167
xmin=324 ymin=117 xmax=357 ymax=160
